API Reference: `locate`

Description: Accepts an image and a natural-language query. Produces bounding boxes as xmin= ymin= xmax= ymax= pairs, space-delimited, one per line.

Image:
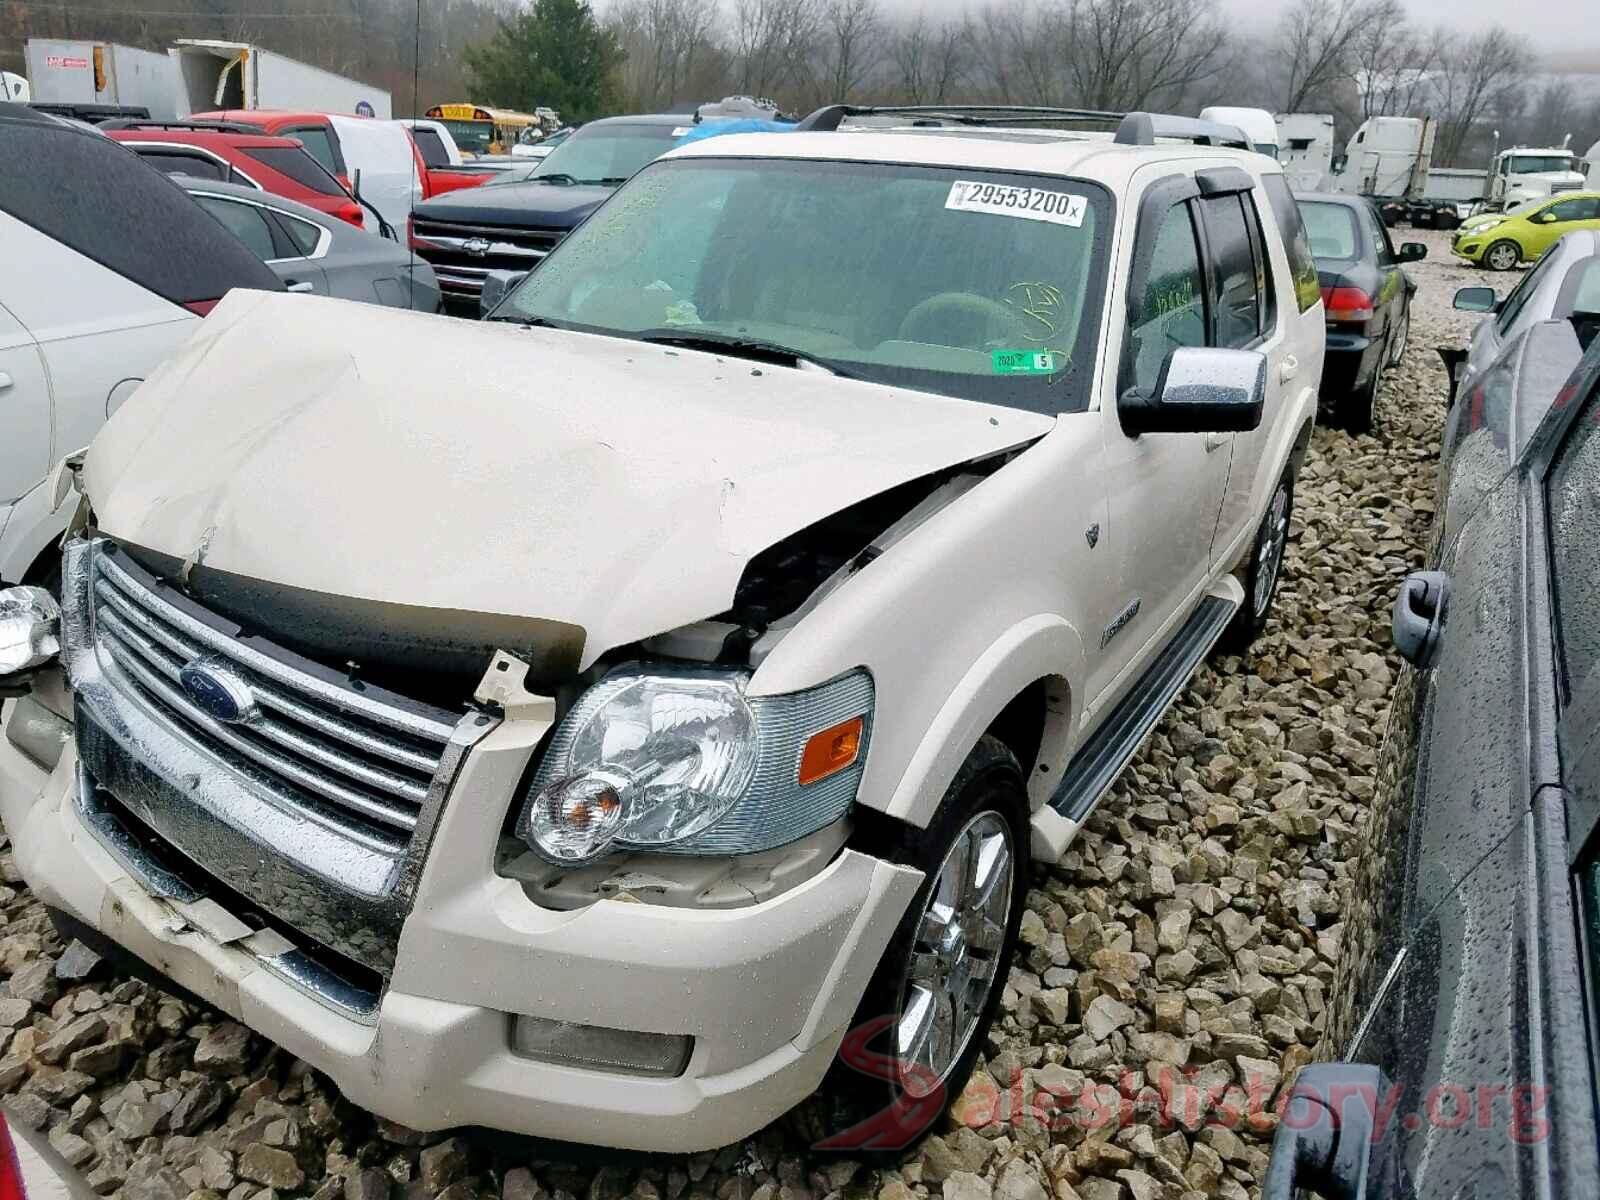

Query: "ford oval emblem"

xmin=178 ymin=658 xmax=259 ymax=725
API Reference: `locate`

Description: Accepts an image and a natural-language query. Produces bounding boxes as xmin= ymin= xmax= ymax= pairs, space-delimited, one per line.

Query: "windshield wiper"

xmin=632 ymin=329 xmax=855 ymax=377
xmin=486 ymin=314 xmax=565 ymax=328
xmin=528 ymin=173 xmax=578 ymax=185
xmin=586 ymin=176 xmax=631 ymax=186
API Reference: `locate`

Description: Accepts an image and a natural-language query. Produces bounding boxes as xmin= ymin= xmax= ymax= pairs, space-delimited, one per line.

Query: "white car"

xmin=0 ymin=105 xmax=1322 ymax=1152
xmin=0 ymin=104 xmax=282 ymax=590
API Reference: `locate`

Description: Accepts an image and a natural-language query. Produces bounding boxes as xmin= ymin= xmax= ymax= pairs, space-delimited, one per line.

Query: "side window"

xmin=1495 ymin=252 xmax=1557 ymax=334
xmin=1124 ymin=201 xmax=1207 ymax=398
xmin=413 ymin=129 xmax=449 ymax=169
xmin=1364 ymin=204 xmax=1397 ymax=264
xmin=133 ymin=149 xmax=226 ymax=181
xmin=1241 ymin=191 xmax=1277 ymax=333
xmin=1548 ymin=380 xmax=1600 ymax=694
xmin=1546 ymin=198 xmax=1585 ymax=224
xmin=1199 ymin=194 xmax=1261 ymax=349
xmin=1261 ymin=173 xmax=1320 ymax=313
xmin=194 ymin=196 xmax=277 ymax=261
xmin=275 ymin=211 xmax=325 ymax=257
xmin=283 ymin=127 xmax=342 ymax=177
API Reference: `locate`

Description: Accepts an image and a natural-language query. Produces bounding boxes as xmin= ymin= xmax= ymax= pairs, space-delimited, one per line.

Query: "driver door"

xmin=1090 ymin=180 xmax=1232 ymax=704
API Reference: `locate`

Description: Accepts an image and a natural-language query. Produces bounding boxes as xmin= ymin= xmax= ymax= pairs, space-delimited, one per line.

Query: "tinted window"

xmin=0 ymin=119 xmax=281 ymax=303
xmin=1547 ymin=382 xmax=1600 ymax=692
xmin=412 ymin=128 xmax=449 ymax=169
xmin=1264 ymin=175 xmax=1320 ymax=312
xmin=242 ymin=146 xmax=345 ymax=196
xmin=1201 ymin=194 xmax=1261 ymax=348
xmin=194 ymin=196 xmax=276 ymax=260
xmin=1124 ymin=201 xmax=1206 ymax=397
xmin=1495 ymin=251 xmax=1560 ymax=334
xmin=1548 ymin=197 xmax=1600 ymax=224
xmin=283 ymin=127 xmax=341 ymax=177
xmin=1298 ymin=200 xmax=1359 ymax=259
xmin=277 ymin=211 xmax=324 ymax=257
xmin=1567 ymin=259 xmax=1600 ymax=316
xmin=1362 ymin=203 xmax=1397 ymax=264
xmin=134 ymin=149 xmax=227 ymax=181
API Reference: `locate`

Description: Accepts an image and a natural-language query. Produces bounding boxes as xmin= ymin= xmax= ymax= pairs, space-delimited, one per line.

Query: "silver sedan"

xmin=177 ymin=176 xmax=441 ymax=312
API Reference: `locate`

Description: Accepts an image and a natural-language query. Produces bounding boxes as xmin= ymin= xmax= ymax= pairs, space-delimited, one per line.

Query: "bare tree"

xmin=1433 ymin=25 xmax=1531 ymax=165
xmin=1062 ymin=0 xmax=1230 ymax=112
xmin=731 ymin=0 xmax=821 ymax=98
xmin=1348 ymin=8 xmax=1437 ymax=119
xmin=816 ymin=0 xmax=880 ymax=102
xmin=965 ymin=1 xmax=1071 ymax=107
xmin=890 ymin=15 xmax=968 ymax=105
xmin=613 ymin=0 xmax=719 ymax=110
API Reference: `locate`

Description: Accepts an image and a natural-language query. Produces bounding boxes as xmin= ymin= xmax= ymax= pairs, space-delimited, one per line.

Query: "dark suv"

xmin=407 ymin=113 xmax=690 ymax=310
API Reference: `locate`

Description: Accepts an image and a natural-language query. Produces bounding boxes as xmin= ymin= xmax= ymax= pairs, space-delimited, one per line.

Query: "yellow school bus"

xmin=424 ymin=104 xmax=541 ymax=156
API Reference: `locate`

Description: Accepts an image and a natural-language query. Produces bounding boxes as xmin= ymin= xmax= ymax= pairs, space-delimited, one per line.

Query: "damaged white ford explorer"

xmin=0 ymin=106 xmax=1323 ymax=1151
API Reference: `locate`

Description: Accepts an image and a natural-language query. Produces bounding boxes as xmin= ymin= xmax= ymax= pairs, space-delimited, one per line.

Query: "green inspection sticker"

xmin=992 ymin=349 xmax=1057 ymax=375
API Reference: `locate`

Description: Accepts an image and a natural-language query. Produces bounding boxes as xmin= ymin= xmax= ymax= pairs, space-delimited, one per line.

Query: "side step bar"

xmin=1048 ymin=593 xmax=1238 ymax=822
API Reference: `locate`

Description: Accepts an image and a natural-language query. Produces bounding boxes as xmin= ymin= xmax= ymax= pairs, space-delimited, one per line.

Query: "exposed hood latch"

xmin=473 ymin=650 xmax=556 ymax=723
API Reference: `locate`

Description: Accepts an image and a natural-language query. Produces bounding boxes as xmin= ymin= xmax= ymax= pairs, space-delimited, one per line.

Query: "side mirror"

xmin=1453 ymin=286 xmax=1498 ymax=313
xmin=1398 ymin=242 xmax=1427 ymax=262
xmin=0 ymin=586 xmax=62 ymax=694
xmin=479 ymin=269 xmax=529 ymax=318
xmin=1119 ymin=346 xmax=1266 ymax=435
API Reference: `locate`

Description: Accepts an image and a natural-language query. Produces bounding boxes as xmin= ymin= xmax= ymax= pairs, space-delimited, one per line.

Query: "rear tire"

xmin=809 ymin=736 xmax=1029 ymax=1158
xmin=1484 ymin=239 xmax=1521 ymax=272
xmin=1221 ymin=465 xmax=1295 ymax=653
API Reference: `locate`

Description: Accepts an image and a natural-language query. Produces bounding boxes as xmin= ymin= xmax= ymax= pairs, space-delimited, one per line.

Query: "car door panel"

xmin=0 ymin=301 xmax=50 ymax=509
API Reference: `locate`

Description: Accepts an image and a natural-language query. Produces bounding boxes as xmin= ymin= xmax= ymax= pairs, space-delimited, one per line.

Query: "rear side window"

xmin=1124 ymin=202 xmax=1207 ymax=397
xmin=1200 ymin=194 xmax=1261 ymax=349
xmin=242 ymin=146 xmax=346 ymax=196
xmin=1547 ymin=382 xmax=1600 ymax=693
xmin=276 ymin=211 xmax=324 ymax=257
xmin=193 ymin=196 xmax=277 ymax=261
xmin=134 ymin=149 xmax=227 ymax=181
xmin=1263 ymin=174 xmax=1321 ymax=312
xmin=0 ymin=120 xmax=282 ymax=303
xmin=282 ymin=127 xmax=342 ymax=177
xmin=412 ymin=128 xmax=449 ymax=169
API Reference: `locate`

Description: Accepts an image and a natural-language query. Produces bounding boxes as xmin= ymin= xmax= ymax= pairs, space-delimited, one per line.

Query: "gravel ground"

xmin=0 ymin=226 xmax=1507 ymax=1200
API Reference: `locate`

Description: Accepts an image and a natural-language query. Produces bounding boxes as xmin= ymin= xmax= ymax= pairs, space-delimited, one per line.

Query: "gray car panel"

xmin=177 ymin=176 xmax=440 ymax=313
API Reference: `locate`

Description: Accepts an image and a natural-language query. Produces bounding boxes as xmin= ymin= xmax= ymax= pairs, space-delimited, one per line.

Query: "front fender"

xmin=883 ymin=614 xmax=1086 ymax=828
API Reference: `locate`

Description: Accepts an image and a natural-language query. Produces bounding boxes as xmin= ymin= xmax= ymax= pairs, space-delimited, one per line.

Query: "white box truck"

xmin=23 ymin=39 xmax=177 ymax=120
xmin=1277 ymin=112 xmax=1335 ymax=191
xmin=169 ymin=40 xmax=390 ymax=118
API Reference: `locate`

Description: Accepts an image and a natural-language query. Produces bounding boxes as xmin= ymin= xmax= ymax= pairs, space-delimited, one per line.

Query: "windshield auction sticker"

xmin=992 ymin=349 xmax=1058 ymax=375
xmin=946 ymin=181 xmax=1087 ymax=227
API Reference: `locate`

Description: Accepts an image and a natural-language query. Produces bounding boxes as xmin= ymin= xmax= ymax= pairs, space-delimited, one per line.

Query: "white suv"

xmin=0 ymin=106 xmax=1323 ymax=1152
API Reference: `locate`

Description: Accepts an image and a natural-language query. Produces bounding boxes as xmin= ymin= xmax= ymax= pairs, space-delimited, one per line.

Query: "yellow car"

xmin=1452 ymin=191 xmax=1600 ymax=270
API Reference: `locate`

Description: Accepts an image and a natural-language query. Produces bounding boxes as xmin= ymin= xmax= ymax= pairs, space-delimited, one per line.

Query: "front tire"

xmin=1484 ymin=239 xmax=1521 ymax=272
xmin=1221 ymin=465 xmax=1295 ymax=653
xmin=810 ymin=736 xmax=1029 ymax=1157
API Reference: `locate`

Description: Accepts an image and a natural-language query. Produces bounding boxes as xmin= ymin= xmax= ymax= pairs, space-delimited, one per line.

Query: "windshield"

xmin=1506 ymin=196 xmax=1552 ymax=218
xmin=440 ymin=119 xmax=493 ymax=156
xmin=532 ymin=124 xmax=684 ymax=185
xmin=1507 ymin=155 xmax=1576 ymax=175
xmin=497 ymin=157 xmax=1111 ymax=413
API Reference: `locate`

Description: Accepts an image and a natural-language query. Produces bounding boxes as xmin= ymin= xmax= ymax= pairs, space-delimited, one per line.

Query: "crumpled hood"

xmin=85 ymin=291 xmax=1052 ymax=665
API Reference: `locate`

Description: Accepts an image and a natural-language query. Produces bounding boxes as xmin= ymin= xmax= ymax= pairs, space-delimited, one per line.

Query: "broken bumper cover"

xmin=0 ymin=714 xmax=923 ymax=1150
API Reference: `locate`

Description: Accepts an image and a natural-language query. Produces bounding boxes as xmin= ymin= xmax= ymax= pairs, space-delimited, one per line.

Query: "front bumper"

xmin=0 ymin=710 xmax=922 ymax=1149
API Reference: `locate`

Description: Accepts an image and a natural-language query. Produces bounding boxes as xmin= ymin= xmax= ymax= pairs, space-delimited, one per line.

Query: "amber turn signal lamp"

xmin=799 ymin=716 xmax=864 ymax=786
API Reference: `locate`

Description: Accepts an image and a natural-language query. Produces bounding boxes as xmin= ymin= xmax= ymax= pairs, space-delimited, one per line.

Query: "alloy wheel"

xmin=895 ymin=810 xmax=1015 ymax=1097
xmin=1486 ymin=242 xmax=1520 ymax=272
xmin=1253 ymin=483 xmax=1291 ymax=618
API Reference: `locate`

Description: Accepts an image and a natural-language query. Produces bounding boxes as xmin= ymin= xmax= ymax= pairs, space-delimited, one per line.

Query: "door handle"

xmin=285 ymin=281 xmax=316 ymax=294
xmin=0 ymin=372 xmax=12 ymax=391
xmin=1279 ymin=355 xmax=1299 ymax=383
xmin=1204 ymin=432 xmax=1229 ymax=453
xmin=1392 ymin=569 xmax=1451 ymax=668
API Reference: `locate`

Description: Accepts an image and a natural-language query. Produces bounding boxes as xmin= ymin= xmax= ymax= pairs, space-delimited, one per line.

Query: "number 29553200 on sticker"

xmin=945 ymin=181 xmax=1087 ymax=227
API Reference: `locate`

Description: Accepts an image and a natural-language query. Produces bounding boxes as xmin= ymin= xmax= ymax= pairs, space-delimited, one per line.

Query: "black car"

xmin=1295 ymin=192 xmax=1426 ymax=433
xmin=1265 ymin=316 xmax=1600 ymax=1197
xmin=408 ymin=113 xmax=690 ymax=311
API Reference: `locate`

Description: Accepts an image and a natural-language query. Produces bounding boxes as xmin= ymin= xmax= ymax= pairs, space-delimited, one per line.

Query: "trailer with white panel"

xmin=23 ymin=40 xmax=177 ymax=119
xmin=169 ymin=40 xmax=390 ymax=119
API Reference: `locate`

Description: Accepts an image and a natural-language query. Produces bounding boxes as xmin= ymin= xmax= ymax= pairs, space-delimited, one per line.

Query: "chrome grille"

xmin=89 ymin=549 xmax=458 ymax=852
xmin=411 ymin=217 xmax=564 ymax=297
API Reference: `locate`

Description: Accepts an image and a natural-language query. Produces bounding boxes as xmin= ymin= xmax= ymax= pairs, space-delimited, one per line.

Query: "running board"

xmin=1048 ymin=592 xmax=1238 ymax=823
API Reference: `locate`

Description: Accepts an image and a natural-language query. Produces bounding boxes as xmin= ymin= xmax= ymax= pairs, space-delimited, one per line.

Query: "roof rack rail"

xmin=1114 ymin=112 xmax=1250 ymax=150
xmin=98 ymin=118 xmax=264 ymax=135
xmin=794 ymin=104 xmax=1126 ymax=132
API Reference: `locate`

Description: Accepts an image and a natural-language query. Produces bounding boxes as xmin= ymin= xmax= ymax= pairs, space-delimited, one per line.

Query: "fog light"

xmin=4 ymin=695 xmax=71 ymax=770
xmin=511 ymin=1015 xmax=692 ymax=1077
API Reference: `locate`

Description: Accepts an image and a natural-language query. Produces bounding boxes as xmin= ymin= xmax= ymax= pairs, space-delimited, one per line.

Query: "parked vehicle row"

xmin=1451 ymin=191 xmax=1600 ymax=271
xmin=0 ymin=102 xmax=1324 ymax=1152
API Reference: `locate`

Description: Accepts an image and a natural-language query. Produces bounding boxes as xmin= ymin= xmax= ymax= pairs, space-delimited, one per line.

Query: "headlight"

xmin=0 ymin=586 xmax=62 ymax=676
xmin=517 ymin=666 xmax=872 ymax=864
